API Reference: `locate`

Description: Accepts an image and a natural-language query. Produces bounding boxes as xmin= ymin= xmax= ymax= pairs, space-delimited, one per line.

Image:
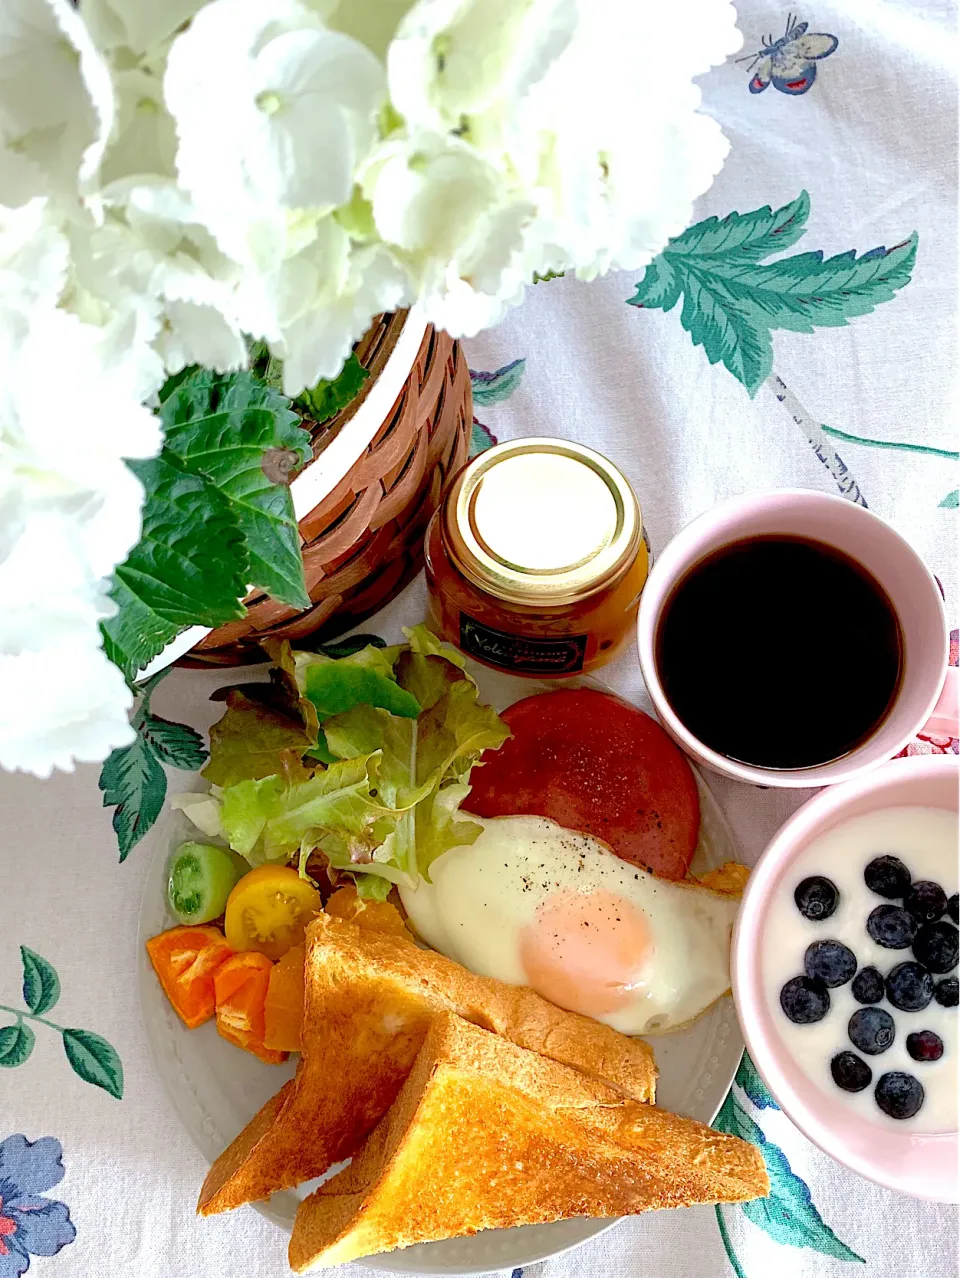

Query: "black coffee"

xmin=656 ymin=536 xmax=903 ymax=769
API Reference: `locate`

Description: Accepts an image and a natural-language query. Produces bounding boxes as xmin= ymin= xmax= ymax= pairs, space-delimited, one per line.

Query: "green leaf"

xmin=203 ymin=690 xmax=313 ymax=788
xmin=354 ymin=873 xmax=393 ymax=901
xmin=664 ymin=191 xmax=811 ymax=263
xmin=939 ymin=489 xmax=959 ymax=509
xmin=714 ymin=237 xmax=919 ymax=332
xmin=99 ymin=730 xmax=167 ymax=861
xmin=676 ymin=269 xmax=773 ymax=395
xmin=626 ymin=255 xmax=682 ymax=311
xmin=101 ymin=452 xmax=248 ymax=680
xmin=714 ymin=1093 xmax=864 ymax=1263
xmin=141 ymin=714 xmax=208 ymax=771
xmin=160 ymin=368 xmax=312 ymax=610
xmin=0 ymin=1022 xmax=35 ymax=1067
xmin=736 ymin=1051 xmax=779 ymax=1110
xmin=297 ymin=353 xmax=369 ymax=423
xmin=61 ymin=1028 xmax=124 ymax=1099
xmin=300 ymin=659 xmax=422 ymax=721
xmin=20 ymin=947 xmax=60 ymax=1015
xmin=470 ymin=358 xmax=526 ymax=405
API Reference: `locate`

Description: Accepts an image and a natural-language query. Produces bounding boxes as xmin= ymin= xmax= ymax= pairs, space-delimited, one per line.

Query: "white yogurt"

xmin=762 ymin=806 xmax=958 ymax=1132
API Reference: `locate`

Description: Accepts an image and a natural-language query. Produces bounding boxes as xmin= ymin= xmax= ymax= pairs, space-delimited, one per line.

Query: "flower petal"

xmin=6 ymin=1199 xmax=75 ymax=1259
xmin=0 ymin=1136 xmax=65 ymax=1198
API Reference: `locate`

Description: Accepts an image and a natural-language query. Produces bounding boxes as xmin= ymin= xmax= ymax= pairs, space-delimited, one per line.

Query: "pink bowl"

xmin=732 ymin=754 xmax=959 ymax=1202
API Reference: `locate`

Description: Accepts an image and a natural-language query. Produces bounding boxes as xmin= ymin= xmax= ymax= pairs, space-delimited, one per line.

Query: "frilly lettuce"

xmin=178 ymin=625 xmax=509 ymax=890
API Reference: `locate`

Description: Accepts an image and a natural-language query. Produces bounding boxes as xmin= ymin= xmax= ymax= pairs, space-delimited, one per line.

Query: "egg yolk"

xmin=518 ymin=888 xmax=653 ymax=1017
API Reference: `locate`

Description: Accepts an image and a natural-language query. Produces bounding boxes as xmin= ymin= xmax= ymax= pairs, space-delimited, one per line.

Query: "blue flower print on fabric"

xmin=0 ymin=1136 xmax=76 ymax=1278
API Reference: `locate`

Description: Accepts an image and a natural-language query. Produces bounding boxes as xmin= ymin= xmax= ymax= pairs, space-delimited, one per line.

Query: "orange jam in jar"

xmin=424 ymin=438 xmax=649 ymax=678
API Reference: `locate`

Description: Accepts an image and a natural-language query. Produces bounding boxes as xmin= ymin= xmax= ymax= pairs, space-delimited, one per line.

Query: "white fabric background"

xmin=1 ymin=2 xmax=957 ymax=1277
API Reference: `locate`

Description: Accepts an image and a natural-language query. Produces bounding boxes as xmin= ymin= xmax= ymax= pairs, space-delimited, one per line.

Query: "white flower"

xmin=0 ymin=0 xmax=115 ymax=199
xmin=0 ymin=197 xmax=69 ymax=322
xmin=387 ymin=0 xmax=576 ymax=134
xmin=362 ymin=132 xmax=531 ymax=336
xmin=99 ymin=68 xmax=178 ymax=188
xmin=0 ymin=509 xmax=116 ymax=656
xmin=165 ymin=0 xmax=386 ymax=237
xmin=0 ymin=640 xmax=135 ymax=777
xmin=81 ymin=0 xmax=208 ymax=56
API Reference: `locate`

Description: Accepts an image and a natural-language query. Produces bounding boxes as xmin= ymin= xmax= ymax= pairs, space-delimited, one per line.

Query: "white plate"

xmin=138 ymin=664 xmax=744 ymax=1275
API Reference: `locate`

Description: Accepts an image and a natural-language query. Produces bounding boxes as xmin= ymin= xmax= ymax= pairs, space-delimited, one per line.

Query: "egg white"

xmin=400 ymin=814 xmax=739 ymax=1034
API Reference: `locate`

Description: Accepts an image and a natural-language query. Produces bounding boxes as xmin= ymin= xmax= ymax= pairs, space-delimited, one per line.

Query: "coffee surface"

xmin=656 ymin=536 xmax=903 ymax=769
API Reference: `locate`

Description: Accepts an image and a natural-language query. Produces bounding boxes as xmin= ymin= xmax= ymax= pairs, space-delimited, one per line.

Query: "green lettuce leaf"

xmin=203 ymin=690 xmax=314 ymax=788
xmin=354 ymin=873 xmax=394 ymax=901
xmin=295 ymin=646 xmax=419 ymax=720
xmin=220 ymin=775 xmax=288 ymax=859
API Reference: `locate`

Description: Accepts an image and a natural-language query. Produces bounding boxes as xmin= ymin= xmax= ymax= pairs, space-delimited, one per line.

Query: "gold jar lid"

xmin=441 ymin=438 xmax=642 ymax=606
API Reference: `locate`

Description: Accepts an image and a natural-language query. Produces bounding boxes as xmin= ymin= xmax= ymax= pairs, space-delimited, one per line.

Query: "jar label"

xmin=459 ymin=614 xmax=587 ymax=675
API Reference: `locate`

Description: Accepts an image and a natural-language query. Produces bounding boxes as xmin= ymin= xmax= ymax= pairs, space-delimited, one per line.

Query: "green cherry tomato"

xmin=167 ymin=842 xmax=246 ymax=925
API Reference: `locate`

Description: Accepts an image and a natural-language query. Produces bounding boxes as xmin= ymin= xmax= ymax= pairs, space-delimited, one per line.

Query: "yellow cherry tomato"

xmin=224 ymin=865 xmax=322 ymax=961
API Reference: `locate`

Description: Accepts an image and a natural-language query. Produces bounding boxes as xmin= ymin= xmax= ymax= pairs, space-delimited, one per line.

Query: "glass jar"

xmin=424 ymin=438 xmax=649 ymax=678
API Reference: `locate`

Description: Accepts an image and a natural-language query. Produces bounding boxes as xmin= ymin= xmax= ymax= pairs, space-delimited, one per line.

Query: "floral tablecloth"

xmin=1 ymin=2 xmax=958 ymax=1276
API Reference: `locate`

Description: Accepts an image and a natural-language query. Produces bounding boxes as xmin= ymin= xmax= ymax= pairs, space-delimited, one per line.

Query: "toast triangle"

xmin=198 ymin=913 xmax=657 ymax=1215
xmin=289 ymin=1014 xmax=768 ymax=1271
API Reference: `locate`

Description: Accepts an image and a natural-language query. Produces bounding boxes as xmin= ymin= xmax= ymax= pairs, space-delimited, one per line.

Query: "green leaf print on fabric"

xmin=99 ymin=668 xmax=209 ymax=861
xmin=627 ymin=193 xmax=934 ymax=508
xmin=469 ymin=360 xmax=526 ymax=458
xmin=0 ymin=949 xmax=124 ymax=1098
xmin=61 ymin=1029 xmax=124 ymax=1100
xmin=940 ymin=490 xmax=959 ymax=508
xmin=735 ymin=1051 xmax=778 ymax=1110
xmin=20 ymin=947 xmax=61 ymax=1016
xmin=714 ymin=1088 xmax=864 ymax=1275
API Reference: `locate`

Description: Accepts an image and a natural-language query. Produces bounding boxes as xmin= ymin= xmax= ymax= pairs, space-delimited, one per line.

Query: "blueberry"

xmin=804 ymin=940 xmax=857 ymax=988
xmin=874 ymin=1071 xmax=924 ymax=1120
xmin=831 ymin=1051 xmax=872 ymax=1093
xmin=913 ymin=921 xmax=959 ymax=973
xmin=780 ymin=975 xmax=830 ymax=1024
xmin=848 ymin=1007 xmax=896 ymax=1055
xmin=934 ymin=976 xmax=959 ymax=1007
xmin=886 ymin=961 xmax=935 ymax=1012
xmin=948 ymin=894 xmax=959 ymax=924
xmin=904 ymin=881 xmax=948 ymax=923
xmin=906 ymin=1030 xmax=944 ymax=1062
xmin=867 ymin=904 xmax=918 ymax=949
xmin=851 ymin=966 xmax=885 ymax=1004
xmin=864 ymin=855 xmax=911 ymax=900
xmin=794 ymin=876 xmax=839 ymax=921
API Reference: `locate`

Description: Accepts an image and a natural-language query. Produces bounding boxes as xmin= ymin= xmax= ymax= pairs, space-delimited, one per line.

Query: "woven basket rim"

xmin=137 ymin=308 xmax=430 ymax=680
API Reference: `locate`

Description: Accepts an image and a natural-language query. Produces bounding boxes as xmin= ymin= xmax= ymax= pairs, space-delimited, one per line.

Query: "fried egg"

xmin=399 ymin=814 xmax=740 ymax=1035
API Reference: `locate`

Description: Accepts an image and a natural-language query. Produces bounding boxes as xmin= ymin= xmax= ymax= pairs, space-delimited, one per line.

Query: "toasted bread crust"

xmin=289 ymin=1016 xmax=768 ymax=1270
xmin=198 ymin=915 xmax=657 ymax=1215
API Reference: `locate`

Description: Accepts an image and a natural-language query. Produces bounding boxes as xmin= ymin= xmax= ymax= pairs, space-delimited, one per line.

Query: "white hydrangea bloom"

xmin=165 ymin=0 xmax=386 ymax=237
xmin=99 ymin=68 xmax=178 ymax=188
xmin=0 ymin=640 xmax=135 ymax=777
xmin=0 ymin=0 xmax=115 ymax=199
xmin=362 ymin=133 xmax=532 ymax=336
xmin=0 ymin=510 xmax=117 ymax=656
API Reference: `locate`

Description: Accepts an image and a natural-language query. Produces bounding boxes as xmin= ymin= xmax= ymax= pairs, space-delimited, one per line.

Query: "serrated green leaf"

xmin=939 ymin=489 xmax=959 ymax=508
xmin=713 ymin=236 xmax=918 ymax=331
xmin=0 ymin=1022 xmax=35 ymax=1067
xmin=61 ymin=1028 xmax=124 ymax=1099
xmin=101 ymin=452 xmax=248 ymax=680
xmin=714 ymin=1092 xmax=864 ymax=1263
xmin=297 ymin=353 xmax=369 ymax=423
xmin=735 ymin=1051 xmax=778 ymax=1110
xmin=626 ymin=256 xmax=682 ymax=311
xmin=141 ymin=713 xmax=208 ymax=771
xmin=677 ymin=268 xmax=773 ymax=394
xmin=160 ymin=369 xmax=312 ymax=610
xmin=665 ymin=191 xmax=811 ymax=262
xmin=470 ymin=358 xmax=526 ymax=405
xmin=99 ymin=731 xmax=167 ymax=861
xmin=20 ymin=947 xmax=60 ymax=1015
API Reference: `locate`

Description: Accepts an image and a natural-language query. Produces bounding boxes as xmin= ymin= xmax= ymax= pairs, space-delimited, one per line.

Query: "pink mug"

xmin=636 ymin=490 xmax=958 ymax=788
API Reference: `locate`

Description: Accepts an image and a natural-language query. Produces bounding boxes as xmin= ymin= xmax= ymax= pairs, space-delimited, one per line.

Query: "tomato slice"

xmin=464 ymin=689 xmax=701 ymax=880
xmin=145 ymin=925 xmax=233 ymax=1029
xmin=224 ymin=865 xmax=322 ymax=960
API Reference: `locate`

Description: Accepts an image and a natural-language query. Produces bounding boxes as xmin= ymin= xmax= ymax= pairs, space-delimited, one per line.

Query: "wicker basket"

xmin=182 ymin=312 xmax=471 ymax=667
